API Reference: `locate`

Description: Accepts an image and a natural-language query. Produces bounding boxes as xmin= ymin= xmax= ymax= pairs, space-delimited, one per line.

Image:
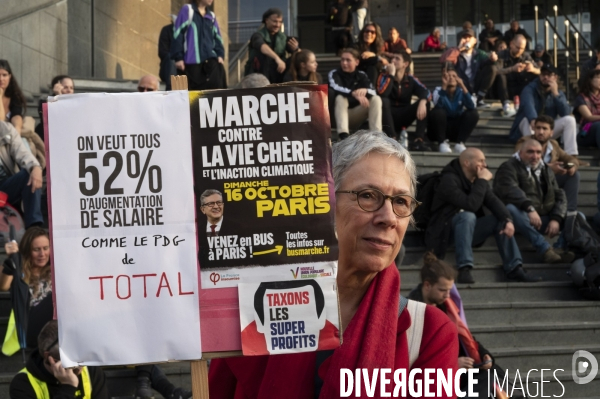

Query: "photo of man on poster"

xmin=200 ymin=189 xmax=225 ymax=237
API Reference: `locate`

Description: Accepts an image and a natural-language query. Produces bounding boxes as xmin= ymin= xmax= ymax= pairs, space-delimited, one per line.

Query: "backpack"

xmin=0 ymin=192 xmax=25 ymax=248
xmin=563 ymin=211 xmax=600 ymax=255
xmin=413 ymin=172 xmax=441 ymax=231
xmin=578 ymin=250 xmax=600 ymax=300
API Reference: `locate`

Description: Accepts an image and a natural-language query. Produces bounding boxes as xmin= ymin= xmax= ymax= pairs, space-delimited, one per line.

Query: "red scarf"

xmin=584 ymin=92 xmax=600 ymax=116
xmin=444 ymin=298 xmax=481 ymax=363
xmin=318 ymin=265 xmax=401 ymax=397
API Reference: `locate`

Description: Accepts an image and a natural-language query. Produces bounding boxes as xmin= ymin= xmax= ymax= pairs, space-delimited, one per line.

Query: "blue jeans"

xmin=506 ymin=203 xmax=551 ymax=254
xmin=0 ymin=169 xmax=43 ymax=228
xmin=451 ymin=212 xmax=522 ymax=273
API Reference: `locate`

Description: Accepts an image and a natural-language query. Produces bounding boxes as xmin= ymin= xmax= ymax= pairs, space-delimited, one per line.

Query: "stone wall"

xmin=0 ymin=0 xmax=69 ymax=96
xmin=68 ymin=0 xmax=172 ymax=80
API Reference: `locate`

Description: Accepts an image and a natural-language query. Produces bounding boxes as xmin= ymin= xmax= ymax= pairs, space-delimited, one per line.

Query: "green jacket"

xmin=245 ymin=27 xmax=288 ymax=76
xmin=493 ymin=157 xmax=567 ymax=222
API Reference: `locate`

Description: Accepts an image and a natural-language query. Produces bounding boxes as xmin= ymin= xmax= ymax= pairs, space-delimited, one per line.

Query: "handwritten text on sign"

xmin=48 ymin=91 xmax=201 ymax=367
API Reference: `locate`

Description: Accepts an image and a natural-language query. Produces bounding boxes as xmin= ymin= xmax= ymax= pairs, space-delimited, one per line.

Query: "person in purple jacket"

xmin=171 ymin=0 xmax=226 ymax=90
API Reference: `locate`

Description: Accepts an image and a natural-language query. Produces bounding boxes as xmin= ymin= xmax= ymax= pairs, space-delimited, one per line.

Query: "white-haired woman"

xmin=209 ymin=131 xmax=458 ymax=398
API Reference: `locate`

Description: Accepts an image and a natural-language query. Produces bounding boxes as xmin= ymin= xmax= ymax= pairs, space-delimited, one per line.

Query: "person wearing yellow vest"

xmin=9 ymin=320 xmax=108 ymax=399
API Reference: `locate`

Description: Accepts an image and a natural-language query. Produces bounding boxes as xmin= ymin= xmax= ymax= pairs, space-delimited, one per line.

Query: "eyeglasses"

xmin=336 ymin=188 xmax=420 ymax=218
xmin=364 ymin=30 xmax=376 ymax=35
xmin=202 ymin=201 xmax=224 ymax=208
xmin=138 ymin=86 xmax=155 ymax=92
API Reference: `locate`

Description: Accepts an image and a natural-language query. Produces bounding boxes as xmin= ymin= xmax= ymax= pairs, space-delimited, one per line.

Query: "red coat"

xmin=209 ymin=266 xmax=458 ymax=399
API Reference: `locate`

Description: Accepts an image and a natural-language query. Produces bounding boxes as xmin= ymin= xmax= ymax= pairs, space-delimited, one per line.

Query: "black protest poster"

xmin=189 ymin=85 xmax=338 ymax=288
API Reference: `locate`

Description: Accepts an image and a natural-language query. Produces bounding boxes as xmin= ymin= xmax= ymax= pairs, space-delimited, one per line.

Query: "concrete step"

xmin=492 ymin=344 xmax=600 ymax=371
xmin=398 ymin=263 xmax=572 ymax=286
xmin=463 ymin=301 xmax=600 ymax=325
xmin=402 ymin=246 xmax=549 ymax=265
xmin=472 ymin=321 xmax=600 ymax=348
xmin=401 ymin=281 xmax=582 ymax=302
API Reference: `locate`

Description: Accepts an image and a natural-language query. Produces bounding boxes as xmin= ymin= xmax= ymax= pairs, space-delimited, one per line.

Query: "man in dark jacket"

xmin=328 ymin=48 xmax=381 ymax=140
xmin=377 ymin=51 xmax=431 ymax=150
xmin=503 ymin=20 xmax=532 ymax=49
xmin=10 ymin=320 xmax=108 ymax=398
xmin=530 ymin=43 xmax=552 ymax=68
xmin=494 ymin=139 xmax=569 ymax=264
xmin=494 ymin=34 xmax=540 ymax=116
xmin=508 ymin=64 xmax=578 ymax=156
xmin=158 ymin=18 xmax=175 ymax=90
xmin=516 ymin=115 xmax=580 ymax=213
xmin=440 ymin=29 xmax=498 ymax=108
xmin=425 ymin=148 xmax=538 ymax=283
xmin=478 ymin=19 xmax=503 ymax=52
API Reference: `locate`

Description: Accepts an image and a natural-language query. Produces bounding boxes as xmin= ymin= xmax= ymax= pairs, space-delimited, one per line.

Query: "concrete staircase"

xmin=399 ymin=103 xmax=599 ymax=398
xmin=0 ymin=57 xmax=597 ymax=397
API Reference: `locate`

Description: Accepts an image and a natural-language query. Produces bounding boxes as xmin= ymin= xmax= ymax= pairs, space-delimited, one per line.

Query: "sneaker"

xmin=438 ymin=140 xmax=452 ymax=153
xmin=169 ymin=388 xmax=193 ymax=399
xmin=476 ymin=98 xmax=490 ymax=108
xmin=457 ymin=266 xmax=475 ymax=284
xmin=135 ymin=377 xmax=154 ymax=399
xmin=409 ymin=139 xmax=432 ymax=151
xmin=454 ymin=142 xmax=467 ymax=153
xmin=338 ymin=132 xmax=349 ymax=140
xmin=502 ymin=102 xmax=516 ymax=118
xmin=542 ymin=247 xmax=562 ymax=264
xmin=507 ymin=266 xmax=543 ymax=282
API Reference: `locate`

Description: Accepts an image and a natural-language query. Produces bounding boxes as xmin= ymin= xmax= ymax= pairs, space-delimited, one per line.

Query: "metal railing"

xmin=534 ymin=5 xmax=594 ymax=97
xmin=229 ymin=20 xmax=262 ymax=45
xmin=228 ymin=41 xmax=251 ymax=85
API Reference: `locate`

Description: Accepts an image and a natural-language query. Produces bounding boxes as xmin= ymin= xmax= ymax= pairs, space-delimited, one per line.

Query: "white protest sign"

xmin=238 ymin=278 xmax=339 ymax=356
xmin=47 ymin=91 xmax=201 ymax=366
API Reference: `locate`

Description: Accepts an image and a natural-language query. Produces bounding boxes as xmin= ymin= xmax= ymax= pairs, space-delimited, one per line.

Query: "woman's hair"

xmin=579 ymin=69 xmax=600 ymax=97
xmin=0 ymin=60 xmax=26 ymax=111
xmin=20 ymin=227 xmax=51 ymax=288
xmin=332 ymin=130 xmax=417 ymax=196
xmin=421 ymin=252 xmax=458 ymax=284
xmin=50 ymin=75 xmax=73 ymax=88
xmin=431 ymin=28 xmax=440 ymax=36
xmin=290 ymin=50 xmax=321 ymax=83
xmin=358 ymin=23 xmax=384 ymax=54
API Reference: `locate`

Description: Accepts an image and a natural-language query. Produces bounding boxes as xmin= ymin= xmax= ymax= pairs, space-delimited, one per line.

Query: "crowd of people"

xmin=0 ymin=0 xmax=599 ymax=397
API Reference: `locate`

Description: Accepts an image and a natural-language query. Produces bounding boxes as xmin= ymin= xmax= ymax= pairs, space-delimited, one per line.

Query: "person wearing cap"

xmin=508 ymin=64 xmax=579 ymax=158
xmin=478 ymin=19 xmax=503 ymax=52
xmin=503 ymin=20 xmax=532 ymax=50
xmin=440 ymin=28 xmax=498 ymax=109
xmin=494 ymin=34 xmax=540 ymax=117
xmin=245 ymin=8 xmax=300 ymax=83
xmin=531 ymin=44 xmax=552 ymax=68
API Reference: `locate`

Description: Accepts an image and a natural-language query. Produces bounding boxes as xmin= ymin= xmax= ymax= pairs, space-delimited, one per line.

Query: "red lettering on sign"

xmin=89 ymin=275 xmax=114 ymax=300
xmin=156 ymin=272 xmax=173 ymax=297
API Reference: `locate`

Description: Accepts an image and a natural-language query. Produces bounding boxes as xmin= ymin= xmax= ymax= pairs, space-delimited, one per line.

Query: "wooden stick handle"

xmin=191 ymin=359 xmax=209 ymax=399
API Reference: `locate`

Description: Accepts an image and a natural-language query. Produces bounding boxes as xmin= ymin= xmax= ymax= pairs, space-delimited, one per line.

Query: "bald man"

xmin=494 ymin=34 xmax=540 ymax=117
xmin=137 ymin=75 xmax=160 ymax=92
xmin=494 ymin=139 xmax=570 ymax=264
xmin=425 ymin=147 xmax=539 ymax=284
